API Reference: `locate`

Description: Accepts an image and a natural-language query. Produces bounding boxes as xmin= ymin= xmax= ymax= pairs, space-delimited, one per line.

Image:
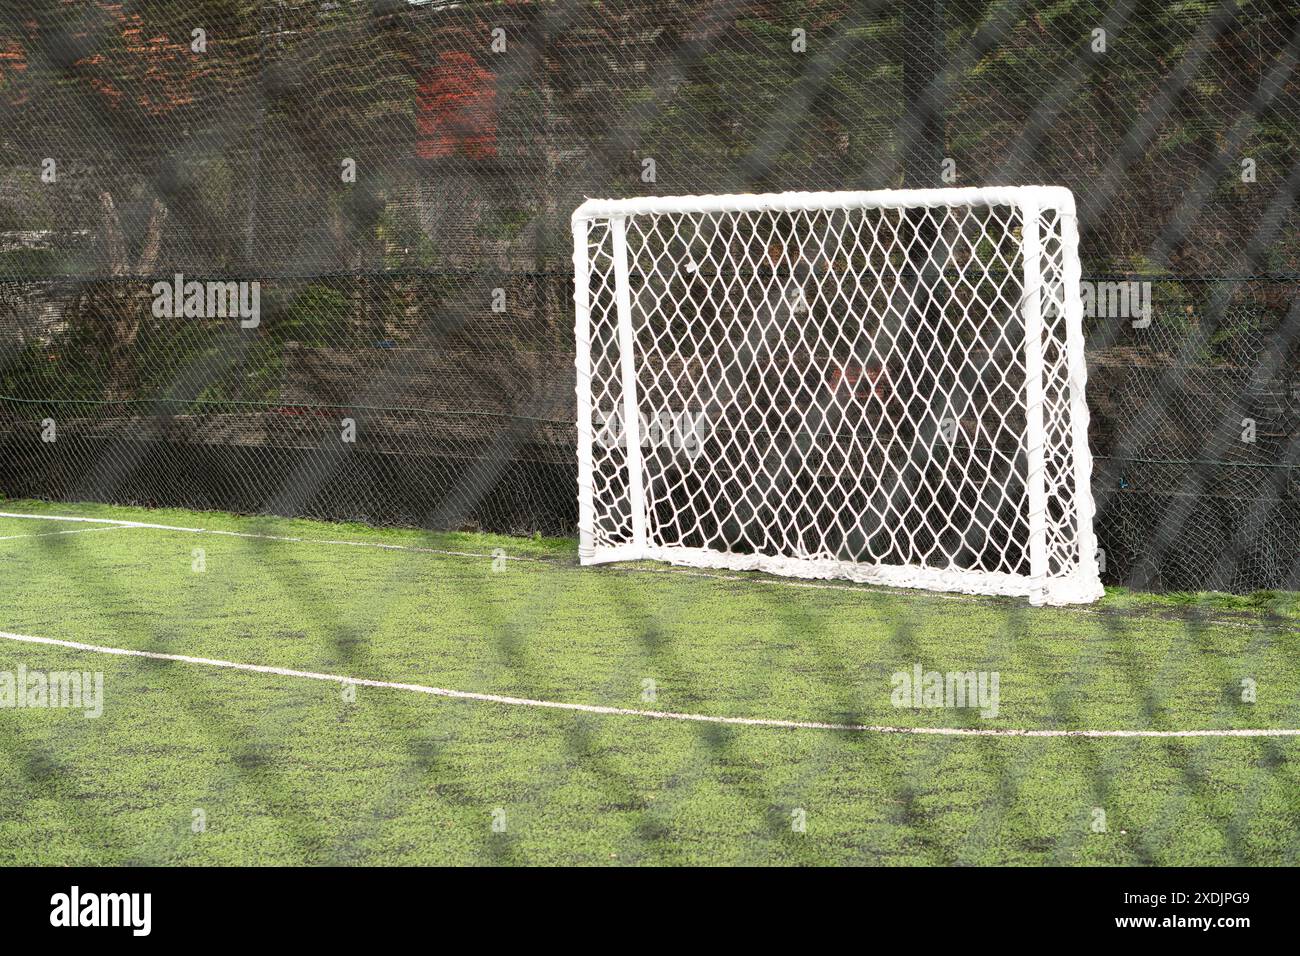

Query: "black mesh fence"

xmin=1087 ymin=278 xmax=1300 ymax=591
xmin=1 ymin=0 xmax=1298 ymax=591
xmin=0 ymin=271 xmax=576 ymax=532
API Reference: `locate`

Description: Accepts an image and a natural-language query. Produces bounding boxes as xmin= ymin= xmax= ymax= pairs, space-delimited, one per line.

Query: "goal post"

xmin=572 ymin=187 xmax=1102 ymax=605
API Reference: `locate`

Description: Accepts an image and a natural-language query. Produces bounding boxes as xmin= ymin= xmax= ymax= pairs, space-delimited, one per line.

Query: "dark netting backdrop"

xmin=0 ymin=0 xmax=1297 ymax=591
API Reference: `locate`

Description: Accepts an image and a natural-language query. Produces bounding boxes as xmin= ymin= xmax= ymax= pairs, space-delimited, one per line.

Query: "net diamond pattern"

xmin=575 ymin=189 xmax=1102 ymax=605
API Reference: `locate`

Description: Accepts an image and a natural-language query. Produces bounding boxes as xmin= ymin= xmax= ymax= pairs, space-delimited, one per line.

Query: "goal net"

xmin=572 ymin=187 xmax=1102 ymax=605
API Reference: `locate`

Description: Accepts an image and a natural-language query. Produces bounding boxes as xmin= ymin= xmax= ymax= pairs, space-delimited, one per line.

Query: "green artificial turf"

xmin=0 ymin=498 xmax=1297 ymax=865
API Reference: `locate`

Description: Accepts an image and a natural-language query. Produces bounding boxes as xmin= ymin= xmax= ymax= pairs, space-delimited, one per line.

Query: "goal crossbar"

xmin=573 ymin=186 xmax=1076 ymax=221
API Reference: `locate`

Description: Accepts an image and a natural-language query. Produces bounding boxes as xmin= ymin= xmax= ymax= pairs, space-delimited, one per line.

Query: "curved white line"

xmin=0 ymin=512 xmax=205 ymax=531
xmin=2 ymin=629 xmax=1297 ymax=738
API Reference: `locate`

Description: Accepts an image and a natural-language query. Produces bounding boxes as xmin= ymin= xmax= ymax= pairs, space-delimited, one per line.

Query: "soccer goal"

xmin=572 ymin=187 xmax=1102 ymax=606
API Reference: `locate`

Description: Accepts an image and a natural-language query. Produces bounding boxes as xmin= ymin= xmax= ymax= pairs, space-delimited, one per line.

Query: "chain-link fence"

xmin=1 ymin=0 xmax=1297 ymax=592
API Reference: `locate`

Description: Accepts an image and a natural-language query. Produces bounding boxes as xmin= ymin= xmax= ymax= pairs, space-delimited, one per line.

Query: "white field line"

xmin=0 ymin=525 xmax=133 ymax=542
xmin=0 ymin=511 xmax=1280 ymax=630
xmin=0 ymin=511 xmax=544 ymax=563
xmin=2 ymin=628 xmax=1298 ymax=738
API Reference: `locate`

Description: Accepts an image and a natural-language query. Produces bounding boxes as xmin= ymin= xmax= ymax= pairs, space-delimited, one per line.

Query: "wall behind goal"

xmin=0 ymin=1 xmax=1297 ymax=592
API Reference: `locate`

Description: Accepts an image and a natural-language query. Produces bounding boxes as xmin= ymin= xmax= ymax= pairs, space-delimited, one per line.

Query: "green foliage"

xmin=0 ymin=249 xmax=68 ymax=279
xmin=268 ymin=284 xmax=353 ymax=346
xmin=0 ymin=328 xmax=106 ymax=404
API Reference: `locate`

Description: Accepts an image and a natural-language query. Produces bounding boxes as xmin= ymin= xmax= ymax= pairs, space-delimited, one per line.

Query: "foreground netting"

xmin=573 ymin=187 xmax=1103 ymax=605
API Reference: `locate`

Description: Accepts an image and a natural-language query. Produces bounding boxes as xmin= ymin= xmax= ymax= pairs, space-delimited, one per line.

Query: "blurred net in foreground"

xmin=0 ymin=0 xmax=1297 ymax=592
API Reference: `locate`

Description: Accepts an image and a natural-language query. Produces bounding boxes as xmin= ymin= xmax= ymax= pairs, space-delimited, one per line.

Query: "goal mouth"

xmin=573 ymin=187 xmax=1102 ymax=606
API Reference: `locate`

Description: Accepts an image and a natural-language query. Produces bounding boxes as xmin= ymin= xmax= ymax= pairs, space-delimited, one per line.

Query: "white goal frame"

xmin=572 ymin=187 xmax=1102 ymax=605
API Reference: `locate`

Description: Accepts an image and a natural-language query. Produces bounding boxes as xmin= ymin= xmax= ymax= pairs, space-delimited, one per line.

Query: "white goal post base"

xmin=585 ymin=546 xmax=1103 ymax=606
xmin=574 ymin=187 xmax=1103 ymax=607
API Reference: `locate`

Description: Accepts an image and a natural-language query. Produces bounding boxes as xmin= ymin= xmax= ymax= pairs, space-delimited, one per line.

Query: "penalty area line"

xmin=1 ymin=628 xmax=1298 ymax=739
